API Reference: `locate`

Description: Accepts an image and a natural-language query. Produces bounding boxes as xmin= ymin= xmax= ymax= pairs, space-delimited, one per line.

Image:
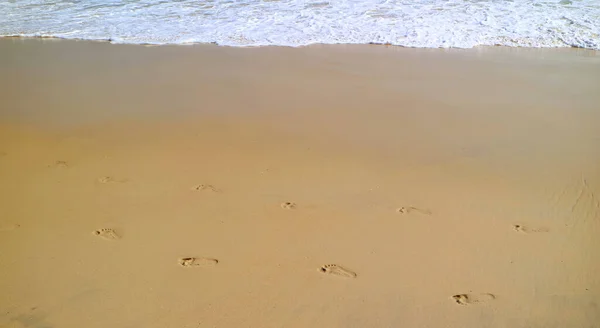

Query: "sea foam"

xmin=1 ymin=0 xmax=599 ymax=49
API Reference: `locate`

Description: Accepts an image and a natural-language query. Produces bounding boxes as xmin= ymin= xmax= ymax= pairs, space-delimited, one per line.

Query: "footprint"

xmin=319 ymin=264 xmax=357 ymax=278
xmin=396 ymin=206 xmax=431 ymax=215
xmin=92 ymin=228 xmax=120 ymax=240
xmin=191 ymin=184 xmax=220 ymax=192
xmin=452 ymin=293 xmax=495 ymax=305
xmin=0 ymin=223 xmax=20 ymax=231
xmin=513 ymin=224 xmax=549 ymax=233
xmin=97 ymin=176 xmax=127 ymax=184
xmin=280 ymin=202 xmax=297 ymax=210
xmin=48 ymin=160 xmax=69 ymax=168
xmin=178 ymin=257 xmax=218 ymax=267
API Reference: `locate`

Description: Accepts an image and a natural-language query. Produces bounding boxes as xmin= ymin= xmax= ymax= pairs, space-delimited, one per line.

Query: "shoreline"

xmin=2 ymin=35 xmax=600 ymax=53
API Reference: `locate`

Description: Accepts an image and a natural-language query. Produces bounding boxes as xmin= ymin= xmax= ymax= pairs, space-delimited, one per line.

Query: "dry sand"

xmin=1 ymin=38 xmax=600 ymax=328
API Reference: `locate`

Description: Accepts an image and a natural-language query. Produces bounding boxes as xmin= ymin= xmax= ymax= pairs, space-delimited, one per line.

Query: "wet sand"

xmin=1 ymin=38 xmax=599 ymax=328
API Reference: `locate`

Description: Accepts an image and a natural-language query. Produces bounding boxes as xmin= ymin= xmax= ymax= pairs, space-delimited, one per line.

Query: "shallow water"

xmin=1 ymin=0 xmax=599 ymax=49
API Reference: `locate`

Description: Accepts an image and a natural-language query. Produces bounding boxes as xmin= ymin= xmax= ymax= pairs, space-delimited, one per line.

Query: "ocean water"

xmin=1 ymin=0 xmax=599 ymax=49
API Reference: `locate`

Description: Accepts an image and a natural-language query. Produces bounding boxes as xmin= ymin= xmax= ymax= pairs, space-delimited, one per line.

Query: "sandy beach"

xmin=1 ymin=38 xmax=599 ymax=328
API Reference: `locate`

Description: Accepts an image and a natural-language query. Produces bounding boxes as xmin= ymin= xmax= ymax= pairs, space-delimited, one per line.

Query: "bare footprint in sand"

xmin=0 ymin=223 xmax=20 ymax=231
xmin=191 ymin=184 xmax=220 ymax=192
xmin=452 ymin=293 xmax=496 ymax=305
xmin=178 ymin=257 xmax=219 ymax=267
xmin=513 ymin=224 xmax=549 ymax=233
xmin=92 ymin=228 xmax=120 ymax=240
xmin=280 ymin=202 xmax=297 ymax=210
xmin=47 ymin=160 xmax=69 ymax=168
xmin=319 ymin=264 xmax=357 ymax=278
xmin=97 ymin=176 xmax=127 ymax=184
xmin=396 ymin=206 xmax=432 ymax=215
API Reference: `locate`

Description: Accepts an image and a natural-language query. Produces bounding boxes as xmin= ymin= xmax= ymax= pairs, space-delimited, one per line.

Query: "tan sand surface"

xmin=1 ymin=38 xmax=600 ymax=328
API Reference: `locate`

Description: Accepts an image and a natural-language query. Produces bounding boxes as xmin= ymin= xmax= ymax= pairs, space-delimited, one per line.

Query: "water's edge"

xmin=2 ymin=35 xmax=599 ymax=52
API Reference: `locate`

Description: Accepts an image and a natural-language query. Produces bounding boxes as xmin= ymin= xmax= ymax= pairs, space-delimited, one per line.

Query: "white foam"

xmin=1 ymin=0 xmax=599 ymax=49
